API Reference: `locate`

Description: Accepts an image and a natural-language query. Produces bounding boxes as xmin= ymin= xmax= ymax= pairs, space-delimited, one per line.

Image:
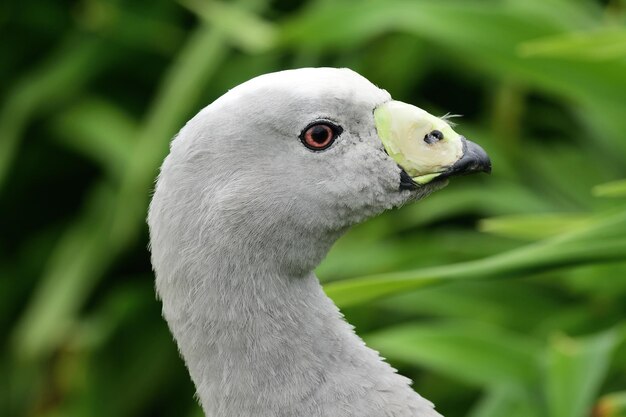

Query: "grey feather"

xmin=148 ymin=68 xmax=444 ymax=417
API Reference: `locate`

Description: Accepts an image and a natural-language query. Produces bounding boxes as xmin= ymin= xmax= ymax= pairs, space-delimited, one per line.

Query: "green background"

xmin=2 ymin=0 xmax=626 ymax=416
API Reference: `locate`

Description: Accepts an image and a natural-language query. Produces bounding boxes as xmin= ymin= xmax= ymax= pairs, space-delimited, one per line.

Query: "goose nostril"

xmin=424 ymin=130 xmax=444 ymax=144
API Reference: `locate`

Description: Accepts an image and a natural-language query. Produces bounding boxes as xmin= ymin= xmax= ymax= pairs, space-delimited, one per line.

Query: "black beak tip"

xmin=442 ymin=137 xmax=492 ymax=179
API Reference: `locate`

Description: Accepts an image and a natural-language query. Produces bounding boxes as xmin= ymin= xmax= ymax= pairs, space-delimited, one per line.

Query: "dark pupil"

xmin=311 ymin=126 xmax=329 ymax=143
xmin=424 ymin=129 xmax=444 ymax=144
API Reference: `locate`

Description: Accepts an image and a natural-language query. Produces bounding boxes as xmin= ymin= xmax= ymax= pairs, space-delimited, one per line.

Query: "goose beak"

xmin=374 ymin=100 xmax=491 ymax=188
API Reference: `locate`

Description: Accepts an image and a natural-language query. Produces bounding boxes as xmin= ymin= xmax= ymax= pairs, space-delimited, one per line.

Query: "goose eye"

xmin=300 ymin=122 xmax=341 ymax=151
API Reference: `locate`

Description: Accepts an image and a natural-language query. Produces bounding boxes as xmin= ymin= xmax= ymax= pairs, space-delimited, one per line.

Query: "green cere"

xmin=374 ymin=101 xmax=464 ymax=185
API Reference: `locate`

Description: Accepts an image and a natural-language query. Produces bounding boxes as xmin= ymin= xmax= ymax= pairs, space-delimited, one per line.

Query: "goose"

xmin=148 ymin=67 xmax=491 ymax=417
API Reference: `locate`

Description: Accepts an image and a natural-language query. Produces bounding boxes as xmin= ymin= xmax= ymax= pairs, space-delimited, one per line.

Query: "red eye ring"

xmin=300 ymin=122 xmax=342 ymax=151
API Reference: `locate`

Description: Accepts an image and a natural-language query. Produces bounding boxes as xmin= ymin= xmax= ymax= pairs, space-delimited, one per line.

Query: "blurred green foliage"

xmin=2 ymin=0 xmax=626 ymax=416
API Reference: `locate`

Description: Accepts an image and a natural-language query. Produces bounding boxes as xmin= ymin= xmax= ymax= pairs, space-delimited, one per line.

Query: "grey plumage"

xmin=148 ymin=68 xmax=445 ymax=416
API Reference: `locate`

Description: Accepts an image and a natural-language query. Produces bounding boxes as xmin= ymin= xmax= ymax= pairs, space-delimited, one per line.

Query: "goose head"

xmin=150 ymin=67 xmax=490 ymax=277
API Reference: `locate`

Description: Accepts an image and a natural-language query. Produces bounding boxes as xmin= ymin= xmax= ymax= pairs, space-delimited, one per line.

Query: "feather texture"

xmin=148 ymin=68 xmax=442 ymax=416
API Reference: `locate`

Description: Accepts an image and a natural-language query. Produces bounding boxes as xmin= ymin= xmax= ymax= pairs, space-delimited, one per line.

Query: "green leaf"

xmin=469 ymin=386 xmax=539 ymax=417
xmin=479 ymin=213 xmax=592 ymax=240
xmin=518 ymin=28 xmax=626 ymax=61
xmin=51 ymin=97 xmax=137 ymax=177
xmin=379 ymin=281 xmax=560 ymax=331
xmin=364 ymin=321 xmax=541 ymax=387
xmin=325 ymin=210 xmax=626 ymax=307
xmin=593 ymin=179 xmax=626 ymax=198
xmin=181 ymin=0 xmax=277 ymax=53
xmin=545 ymin=328 xmax=622 ymax=417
